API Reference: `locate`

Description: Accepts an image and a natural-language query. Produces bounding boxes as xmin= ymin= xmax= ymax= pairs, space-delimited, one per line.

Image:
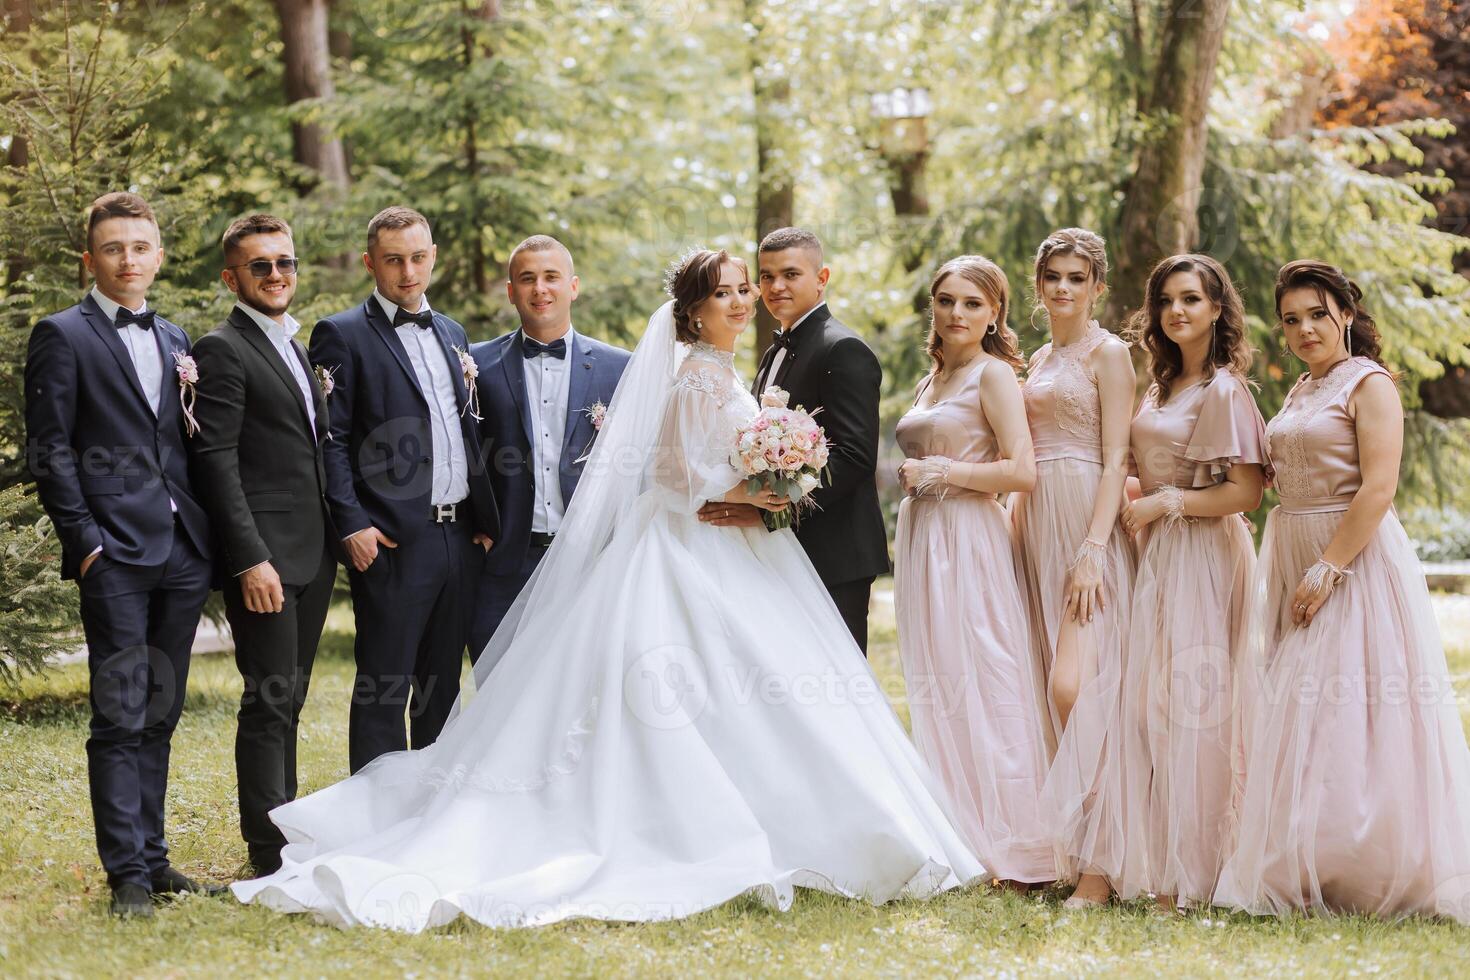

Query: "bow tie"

xmin=393 ymin=307 xmax=433 ymax=329
xmin=114 ymin=307 xmax=156 ymax=331
xmin=771 ymin=329 xmax=795 ymax=351
xmin=521 ymin=335 xmax=567 ymax=360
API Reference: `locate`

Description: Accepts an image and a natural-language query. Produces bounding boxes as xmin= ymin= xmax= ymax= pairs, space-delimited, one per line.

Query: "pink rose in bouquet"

xmin=731 ymin=386 xmax=829 ymax=530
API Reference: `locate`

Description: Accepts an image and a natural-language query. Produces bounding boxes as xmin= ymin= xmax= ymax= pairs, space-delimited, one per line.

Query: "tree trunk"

xmin=746 ymin=0 xmax=793 ymax=356
xmin=3 ymin=0 xmax=32 ymax=289
xmin=1106 ymin=0 xmax=1231 ymax=328
xmin=273 ymin=0 xmax=350 ymax=191
xmin=461 ymin=0 xmax=499 ymax=298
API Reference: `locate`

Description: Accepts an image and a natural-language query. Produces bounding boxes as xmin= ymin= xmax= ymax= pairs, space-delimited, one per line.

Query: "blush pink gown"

xmin=1117 ymin=370 xmax=1266 ymax=906
xmin=1215 ymin=356 xmax=1470 ymax=923
xmin=1012 ymin=323 xmax=1136 ymax=882
xmin=893 ymin=360 xmax=1057 ymax=884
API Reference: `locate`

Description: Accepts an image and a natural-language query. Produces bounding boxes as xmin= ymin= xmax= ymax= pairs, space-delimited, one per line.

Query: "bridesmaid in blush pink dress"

xmin=894 ymin=257 xmax=1056 ymax=888
xmin=1215 ymin=260 xmax=1470 ymax=924
xmin=1115 ymin=255 xmax=1266 ymax=912
xmin=1011 ymin=229 xmax=1137 ymax=908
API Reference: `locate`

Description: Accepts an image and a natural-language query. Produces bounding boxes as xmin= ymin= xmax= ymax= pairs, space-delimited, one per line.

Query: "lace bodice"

xmin=1265 ymin=356 xmax=1392 ymax=504
xmin=1023 ymin=323 xmax=1111 ymax=464
xmin=655 ymin=343 xmax=759 ymax=513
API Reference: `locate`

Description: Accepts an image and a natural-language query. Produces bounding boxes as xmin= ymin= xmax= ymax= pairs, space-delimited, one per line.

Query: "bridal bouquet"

xmin=731 ymin=387 xmax=830 ymax=530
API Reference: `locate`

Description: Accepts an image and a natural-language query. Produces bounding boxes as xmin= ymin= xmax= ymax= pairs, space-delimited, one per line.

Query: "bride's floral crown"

xmin=663 ymin=245 xmax=710 ymax=303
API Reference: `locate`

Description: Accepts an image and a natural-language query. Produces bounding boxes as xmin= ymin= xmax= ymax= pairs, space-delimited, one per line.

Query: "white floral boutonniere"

xmin=454 ymin=346 xmax=482 ymax=421
xmin=172 ymin=352 xmax=200 ymax=436
xmin=314 ymin=364 xmax=336 ymax=398
xmin=585 ymin=400 xmax=608 ymax=431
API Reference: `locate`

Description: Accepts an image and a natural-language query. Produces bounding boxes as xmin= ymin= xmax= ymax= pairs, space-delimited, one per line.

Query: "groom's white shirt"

xmin=521 ymin=324 xmax=575 ymax=534
xmin=374 ymin=290 xmax=469 ymax=506
xmin=758 ymin=301 xmax=825 ymax=393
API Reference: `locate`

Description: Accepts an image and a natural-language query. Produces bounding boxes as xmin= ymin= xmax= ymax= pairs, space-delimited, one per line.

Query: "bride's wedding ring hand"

xmin=696 ymin=501 xmax=765 ymax=528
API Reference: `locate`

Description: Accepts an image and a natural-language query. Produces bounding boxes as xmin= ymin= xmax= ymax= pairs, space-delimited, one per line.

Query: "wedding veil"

xmin=457 ymin=301 xmax=685 ymax=704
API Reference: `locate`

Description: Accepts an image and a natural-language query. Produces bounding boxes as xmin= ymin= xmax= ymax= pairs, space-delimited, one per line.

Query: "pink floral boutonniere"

xmin=172 ymin=352 xmax=200 ymax=436
xmin=454 ymin=346 xmax=482 ymax=421
xmin=585 ymin=400 xmax=608 ymax=431
xmin=314 ymin=364 xmax=336 ymax=398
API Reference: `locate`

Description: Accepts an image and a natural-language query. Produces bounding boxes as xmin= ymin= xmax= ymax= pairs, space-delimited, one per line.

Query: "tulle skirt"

xmin=232 ymin=499 xmax=983 ymax=931
xmin=1116 ymin=513 xmax=1254 ymax=904
xmin=1215 ymin=506 xmax=1470 ymax=923
xmin=894 ymin=493 xmax=1057 ymax=883
xmin=1011 ymin=457 xmax=1135 ymax=881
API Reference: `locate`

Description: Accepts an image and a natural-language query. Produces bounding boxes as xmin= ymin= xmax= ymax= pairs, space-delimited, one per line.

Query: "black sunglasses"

xmin=230 ymin=258 xmax=300 ymax=278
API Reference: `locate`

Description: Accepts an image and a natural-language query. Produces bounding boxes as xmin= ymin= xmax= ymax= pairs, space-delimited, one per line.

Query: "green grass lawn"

xmin=4 ymin=593 xmax=1470 ymax=977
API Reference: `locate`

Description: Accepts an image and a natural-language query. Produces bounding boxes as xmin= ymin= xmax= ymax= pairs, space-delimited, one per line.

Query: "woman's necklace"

xmin=938 ymin=351 xmax=979 ymax=384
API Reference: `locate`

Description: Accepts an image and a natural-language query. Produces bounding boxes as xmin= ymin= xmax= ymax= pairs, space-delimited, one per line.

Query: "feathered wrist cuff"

xmin=913 ymin=456 xmax=954 ymax=498
xmin=1155 ymin=484 xmax=1188 ymax=527
xmin=1068 ymin=537 xmax=1110 ymax=581
xmin=1303 ymin=557 xmax=1352 ymax=594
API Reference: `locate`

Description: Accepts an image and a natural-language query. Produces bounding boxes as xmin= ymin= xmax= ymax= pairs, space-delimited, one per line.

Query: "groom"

xmin=24 ymin=192 xmax=217 ymax=917
xmin=468 ymin=236 xmax=630 ymax=660
xmin=310 ymin=206 xmax=499 ymax=773
xmin=701 ymin=227 xmax=888 ymax=653
xmin=190 ymin=214 xmax=336 ymax=877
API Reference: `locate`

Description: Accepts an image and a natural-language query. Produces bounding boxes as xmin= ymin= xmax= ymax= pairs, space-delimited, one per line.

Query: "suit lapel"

xmin=753 ymin=342 xmax=778 ymax=395
xmin=365 ymin=299 xmax=429 ymax=408
xmin=231 ymin=309 xmax=316 ymax=438
xmin=292 ymin=339 xmax=329 ymax=444
xmin=773 ymin=303 xmax=829 ymax=391
xmin=81 ymin=295 xmax=153 ymax=414
xmin=562 ymin=333 xmax=594 ymax=450
xmin=427 ymin=316 xmax=471 ymax=410
xmin=153 ymin=326 xmax=181 ymax=430
xmin=500 ymin=333 xmax=534 ymax=446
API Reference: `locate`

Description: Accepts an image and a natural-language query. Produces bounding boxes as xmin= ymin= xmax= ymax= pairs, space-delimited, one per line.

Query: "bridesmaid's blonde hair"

xmin=1030 ymin=227 xmax=1108 ymax=325
xmin=926 ymin=255 xmax=1024 ymax=373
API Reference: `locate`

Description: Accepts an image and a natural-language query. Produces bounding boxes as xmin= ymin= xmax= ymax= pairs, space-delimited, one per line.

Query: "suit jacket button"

xmin=421 ymin=456 xmax=431 ymax=463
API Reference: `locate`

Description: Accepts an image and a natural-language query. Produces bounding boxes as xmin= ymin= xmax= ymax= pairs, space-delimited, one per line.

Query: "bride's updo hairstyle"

xmin=1031 ymin=227 xmax=1109 ymax=323
xmin=1273 ymin=259 xmax=1386 ymax=367
xmin=665 ymin=247 xmax=750 ymax=344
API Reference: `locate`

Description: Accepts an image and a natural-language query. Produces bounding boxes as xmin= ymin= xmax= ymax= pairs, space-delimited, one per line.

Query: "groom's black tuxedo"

xmin=25 ymin=291 xmax=213 ymax=891
xmin=310 ymin=295 xmax=500 ymax=772
xmin=753 ymin=302 xmax=889 ymax=652
xmin=189 ymin=304 xmax=337 ymax=872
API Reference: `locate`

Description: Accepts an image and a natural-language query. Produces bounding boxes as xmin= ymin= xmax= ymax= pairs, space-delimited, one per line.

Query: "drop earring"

xmin=695 ymin=318 xmax=703 ymax=333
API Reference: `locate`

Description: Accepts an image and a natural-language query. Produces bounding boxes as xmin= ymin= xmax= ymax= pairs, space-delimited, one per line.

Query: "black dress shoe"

xmin=110 ymin=882 xmax=155 ymax=919
xmin=150 ymin=866 xmax=227 ymax=898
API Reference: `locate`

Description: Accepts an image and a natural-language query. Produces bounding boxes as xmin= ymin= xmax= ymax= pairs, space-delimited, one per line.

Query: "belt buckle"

xmin=433 ymin=502 xmax=457 ymax=523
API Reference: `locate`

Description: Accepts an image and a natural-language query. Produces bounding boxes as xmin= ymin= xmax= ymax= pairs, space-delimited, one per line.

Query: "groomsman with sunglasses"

xmin=309 ymin=206 xmax=499 ymax=773
xmin=25 ymin=193 xmax=217 ymax=917
xmin=189 ymin=214 xmax=337 ymax=877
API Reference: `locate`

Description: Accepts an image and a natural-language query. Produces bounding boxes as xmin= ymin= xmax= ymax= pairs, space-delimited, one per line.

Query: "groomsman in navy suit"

xmin=310 ymin=207 xmax=500 ymax=773
xmin=468 ymin=236 xmax=630 ymax=659
xmin=25 ymin=193 xmax=217 ymax=917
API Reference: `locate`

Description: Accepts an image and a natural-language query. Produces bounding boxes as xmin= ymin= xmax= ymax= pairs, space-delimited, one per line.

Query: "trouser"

xmin=347 ymin=517 xmax=482 ymax=773
xmin=468 ymin=542 xmax=550 ymax=667
xmin=225 ymin=543 xmax=334 ymax=870
xmin=825 ymin=576 xmax=876 ymax=656
xmin=78 ymin=524 xmax=211 ymax=889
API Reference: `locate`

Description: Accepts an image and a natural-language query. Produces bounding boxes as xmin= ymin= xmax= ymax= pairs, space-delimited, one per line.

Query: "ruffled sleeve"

xmin=650 ymin=365 xmax=746 ymax=514
xmin=1184 ymin=371 xmax=1267 ymax=488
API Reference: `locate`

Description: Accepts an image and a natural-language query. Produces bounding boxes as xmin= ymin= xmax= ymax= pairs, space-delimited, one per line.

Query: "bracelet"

xmin=1068 ymin=537 xmax=1109 ymax=582
xmin=913 ymin=456 xmax=954 ymax=499
xmin=1302 ymin=557 xmax=1353 ymax=594
xmin=1154 ymin=484 xmax=1188 ymax=527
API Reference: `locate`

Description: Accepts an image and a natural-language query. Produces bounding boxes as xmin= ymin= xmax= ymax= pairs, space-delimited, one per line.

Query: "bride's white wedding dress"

xmin=232 ymin=304 xmax=983 ymax=930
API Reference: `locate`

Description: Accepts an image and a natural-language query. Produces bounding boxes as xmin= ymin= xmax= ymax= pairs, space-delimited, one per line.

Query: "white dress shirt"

xmin=92 ymin=286 xmax=163 ymax=415
xmin=235 ymin=302 xmax=318 ymax=440
xmin=758 ymin=301 xmax=824 ymax=393
xmin=376 ymin=291 xmax=470 ymax=506
xmin=521 ymin=325 xmax=574 ymax=534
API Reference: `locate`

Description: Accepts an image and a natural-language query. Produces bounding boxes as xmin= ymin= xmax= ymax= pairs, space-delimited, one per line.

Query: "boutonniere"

xmin=585 ymin=400 xmax=608 ymax=431
xmin=454 ymin=346 xmax=482 ymax=421
xmin=314 ymin=364 xmax=336 ymax=398
xmin=172 ymin=352 xmax=200 ymax=436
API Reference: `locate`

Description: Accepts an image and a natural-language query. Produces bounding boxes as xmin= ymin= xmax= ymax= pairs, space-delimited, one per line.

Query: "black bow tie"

xmin=393 ymin=307 xmax=433 ymax=329
xmin=521 ymin=335 xmax=567 ymax=360
xmin=771 ymin=329 xmax=795 ymax=351
xmin=114 ymin=307 xmax=156 ymax=331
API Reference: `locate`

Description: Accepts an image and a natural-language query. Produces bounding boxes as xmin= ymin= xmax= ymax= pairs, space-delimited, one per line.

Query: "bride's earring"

xmin=695 ymin=318 xmax=703 ymax=334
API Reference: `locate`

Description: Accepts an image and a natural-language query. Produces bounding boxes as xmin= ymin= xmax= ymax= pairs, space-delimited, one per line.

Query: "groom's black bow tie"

xmin=393 ymin=307 xmax=434 ymax=330
xmin=521 ymin=335 xmax=567 ymax=360
xmin=114 ymin=308 xmax=156 ymax=331
xmin=771 ymin=329 xmax=795 ymax=351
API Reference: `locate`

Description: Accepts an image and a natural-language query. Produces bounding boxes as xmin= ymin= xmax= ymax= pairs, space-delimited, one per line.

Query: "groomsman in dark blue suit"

xmin=25 ymin=193 xmax=217 ymax=917
xmin=310 ymin=207 xmax=500 ymax=773
xmin=468 ymin=236 xmax=630 ymax=660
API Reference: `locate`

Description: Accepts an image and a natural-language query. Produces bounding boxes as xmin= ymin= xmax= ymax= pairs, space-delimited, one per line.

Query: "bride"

xmin=231 ymin=249 xmax=984 ymax=930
